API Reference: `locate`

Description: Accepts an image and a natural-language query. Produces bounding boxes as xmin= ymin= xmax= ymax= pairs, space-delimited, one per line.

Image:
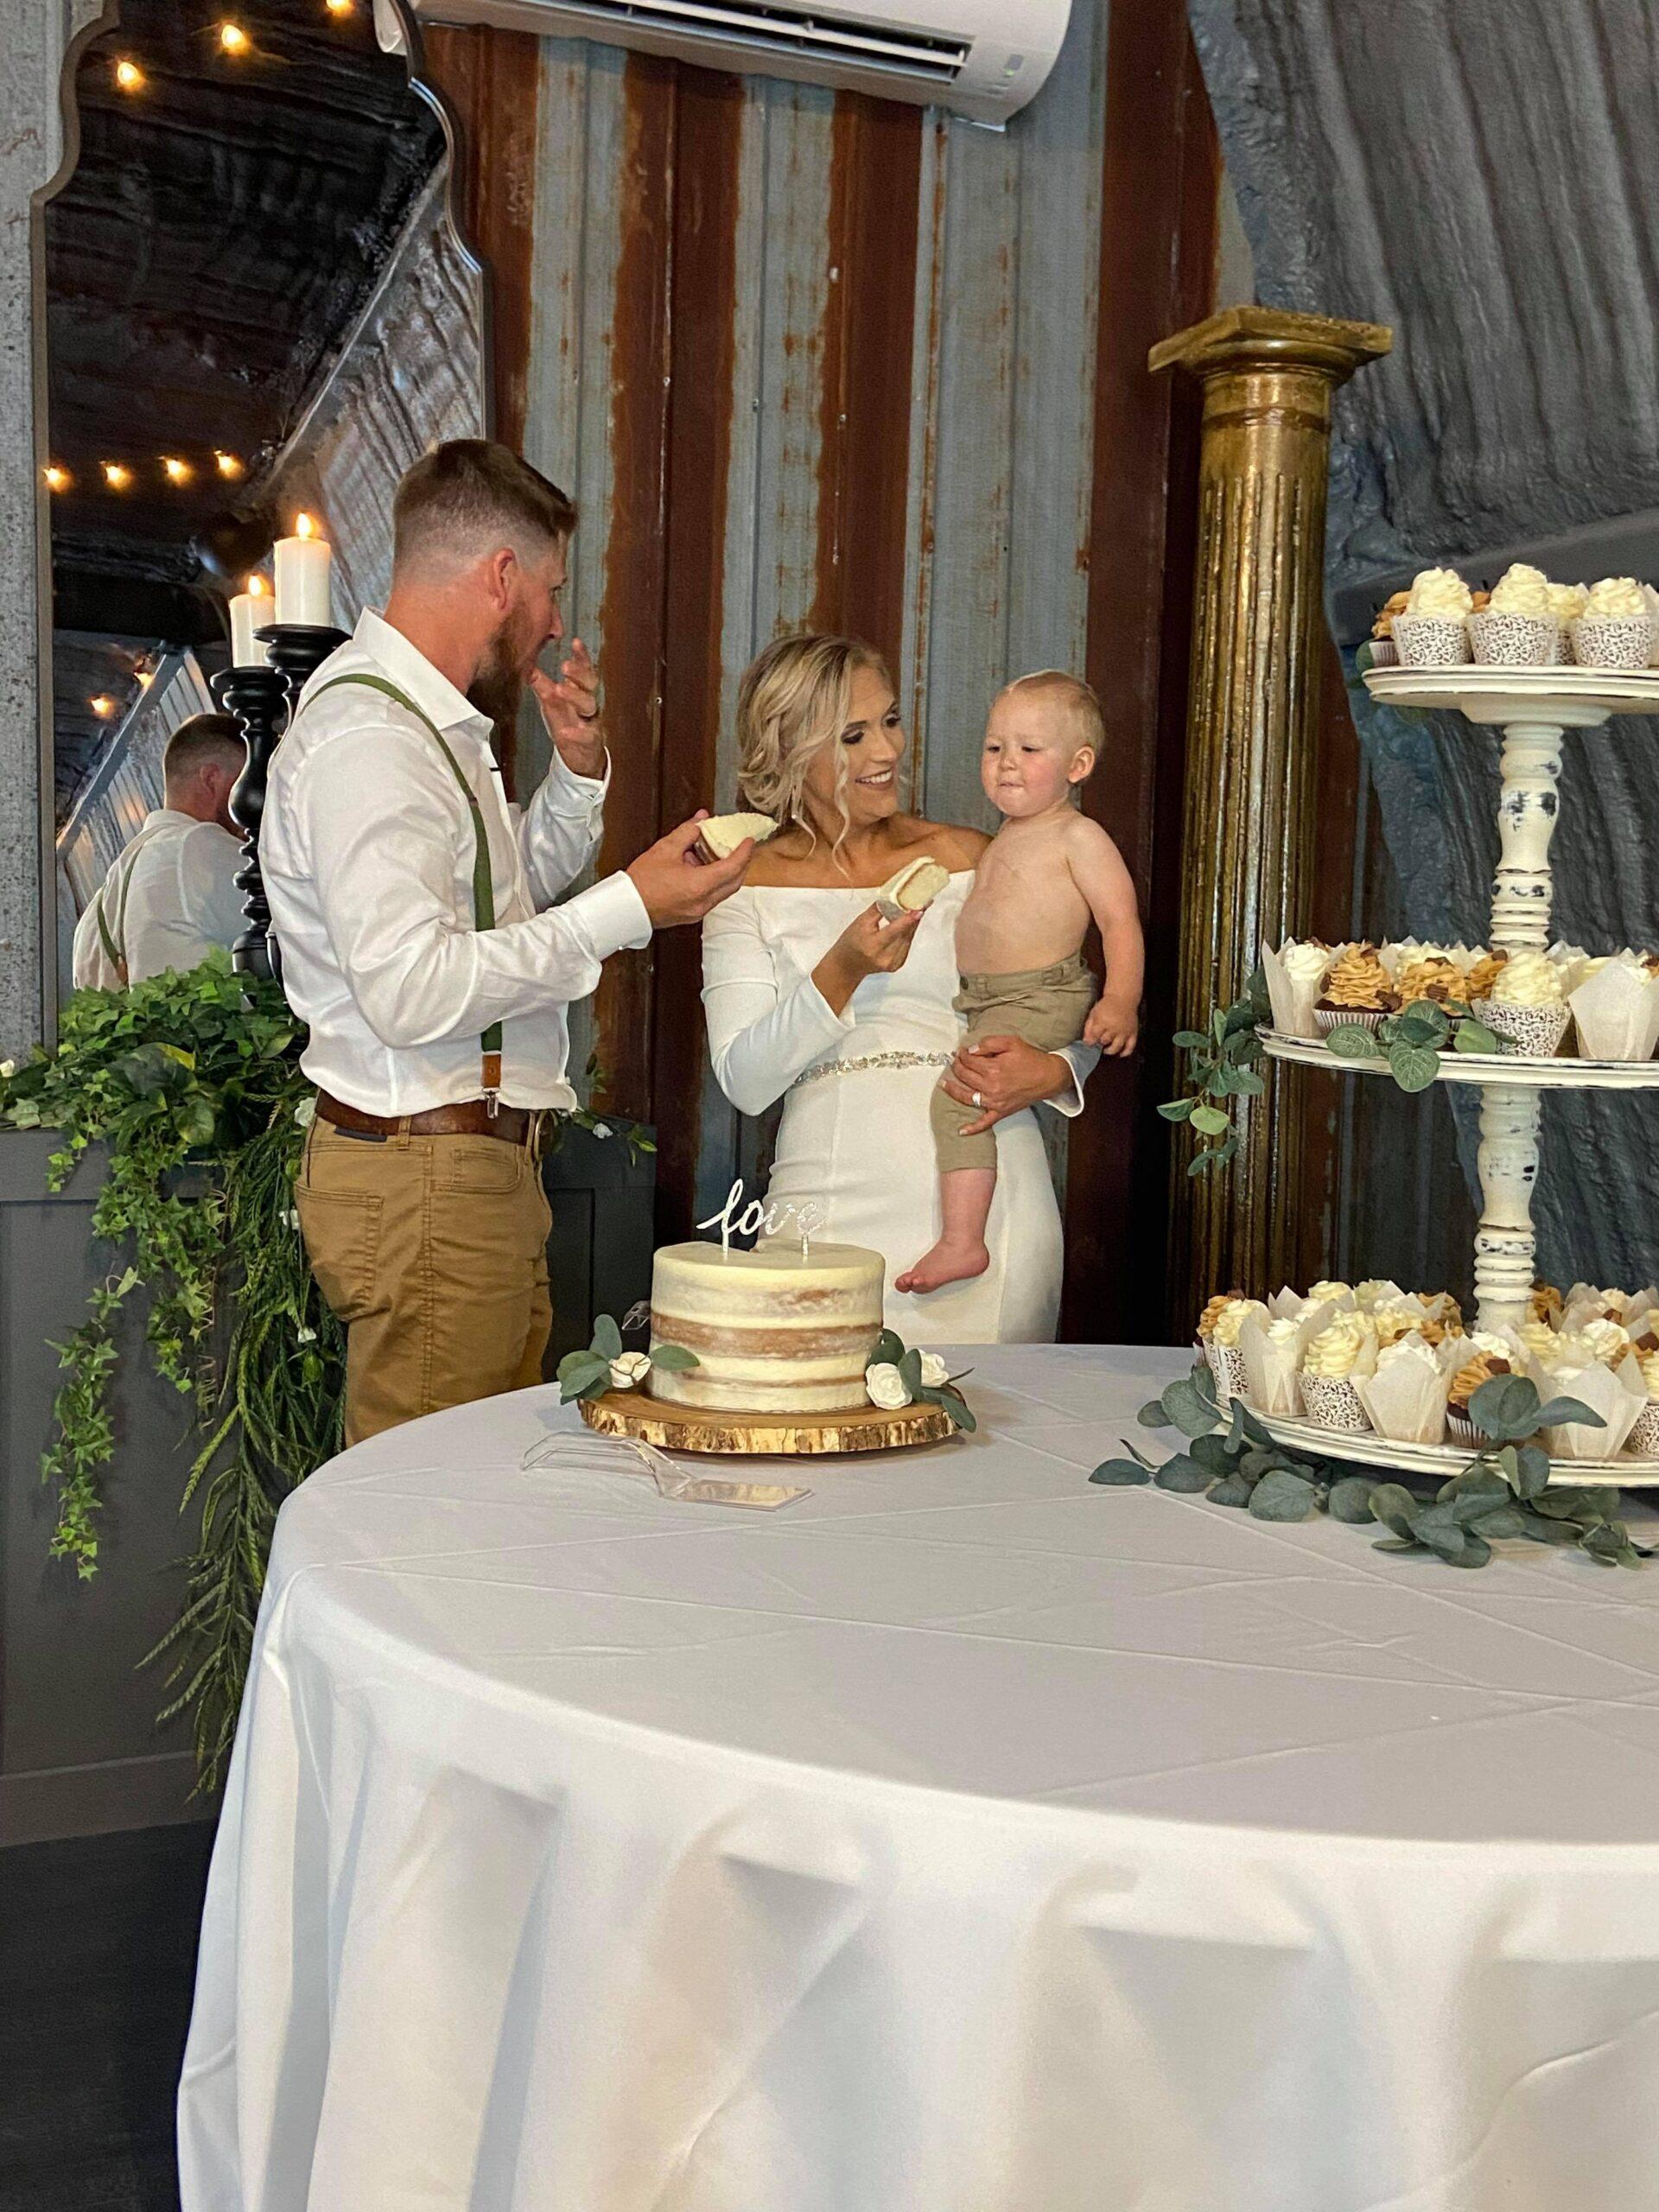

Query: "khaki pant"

xmin=297 ymin=1118 xmax=553 ymax=1446
xmin=931 ymin=953 xmax=1098 ymax=1173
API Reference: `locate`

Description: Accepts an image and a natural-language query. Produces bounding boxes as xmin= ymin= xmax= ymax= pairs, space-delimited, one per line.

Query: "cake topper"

xmin=698 ymin=1178 xmax=827 ymax=1261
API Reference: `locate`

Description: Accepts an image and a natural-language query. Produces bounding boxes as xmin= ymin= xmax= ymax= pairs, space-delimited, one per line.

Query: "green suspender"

xmin=309 ymin=674 xmax=505 ymax=1103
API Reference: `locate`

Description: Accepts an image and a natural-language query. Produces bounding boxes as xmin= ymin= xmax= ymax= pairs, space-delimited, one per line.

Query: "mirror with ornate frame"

xmin=38 ymin=0 xmax=488 ymax=1007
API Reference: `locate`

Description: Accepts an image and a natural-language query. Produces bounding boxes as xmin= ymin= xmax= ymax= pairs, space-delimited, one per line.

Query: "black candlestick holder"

xmin=211 ymin=621 xmax=348 ymax=985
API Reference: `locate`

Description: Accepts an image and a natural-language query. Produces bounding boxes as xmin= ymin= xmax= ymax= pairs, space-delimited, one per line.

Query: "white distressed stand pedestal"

xmin=1255 ymin=666 xmax=1659 ymax=1480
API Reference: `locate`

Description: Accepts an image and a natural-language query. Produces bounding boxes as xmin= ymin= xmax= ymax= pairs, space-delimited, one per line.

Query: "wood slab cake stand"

xmin=580 ymin=1389 xmax=957 ymax=1456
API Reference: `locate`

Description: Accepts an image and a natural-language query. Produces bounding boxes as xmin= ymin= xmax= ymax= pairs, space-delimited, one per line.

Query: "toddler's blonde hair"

xmin=735 ymin=632 xmax=894 ymax=861
xmin=995 ymin=669 xmax=1103 ymax=769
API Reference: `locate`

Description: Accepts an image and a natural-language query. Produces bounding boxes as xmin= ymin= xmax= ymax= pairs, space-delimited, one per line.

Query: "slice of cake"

xmin=647 ymin=1241 xmax=884 ymax=1413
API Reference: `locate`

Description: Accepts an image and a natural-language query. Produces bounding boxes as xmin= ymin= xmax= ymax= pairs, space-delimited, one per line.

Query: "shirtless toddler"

xmin=895 ymin=672 xmax=1143 ymax=1296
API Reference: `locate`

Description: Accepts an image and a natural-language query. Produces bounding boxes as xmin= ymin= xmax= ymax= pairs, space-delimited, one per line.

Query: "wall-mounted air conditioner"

xmin=411 ymin=0 xmax=1072 ymax=124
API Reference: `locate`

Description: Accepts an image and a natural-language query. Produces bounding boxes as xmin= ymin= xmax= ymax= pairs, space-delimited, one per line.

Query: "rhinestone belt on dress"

xmin=792 ymin=1049 xmax=954 ymax=1088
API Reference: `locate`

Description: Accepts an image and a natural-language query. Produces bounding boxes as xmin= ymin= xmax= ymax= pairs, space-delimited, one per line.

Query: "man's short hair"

xmin=163 ymin=713 xmax=244 ymax=790
xmin=392 ymin=440 xmax=577 ymax=576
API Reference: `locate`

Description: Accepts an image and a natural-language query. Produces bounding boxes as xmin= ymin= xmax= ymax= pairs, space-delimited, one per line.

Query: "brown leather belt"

xmin=315 ymin=1090 xmax=537 ymax=1146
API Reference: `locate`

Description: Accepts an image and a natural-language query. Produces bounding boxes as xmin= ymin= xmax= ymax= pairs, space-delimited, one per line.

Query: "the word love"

xmin=697 ymin=1179 xmax=827 ymax=1259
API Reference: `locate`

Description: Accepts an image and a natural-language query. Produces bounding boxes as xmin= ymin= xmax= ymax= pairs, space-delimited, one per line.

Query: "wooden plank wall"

xmin=423 ymin=0 xmax=1220 ymax=1342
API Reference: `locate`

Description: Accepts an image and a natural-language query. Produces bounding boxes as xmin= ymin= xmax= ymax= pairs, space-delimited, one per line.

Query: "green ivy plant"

xmin=1325 ymin=995 xmax=1500 ymax=1091
xmin=1160 ymin=969 xmax=1270 ymax=1175
xmin=1089 ymin=1358 xmax=1649 ymax=1571
xmin=0 ymin=958 xmax=652 ymax=1789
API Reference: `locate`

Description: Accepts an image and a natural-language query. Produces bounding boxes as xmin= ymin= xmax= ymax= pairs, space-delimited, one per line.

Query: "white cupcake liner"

xmin=1628 ymin=1401 xmax=1659 ymax=1459
xmin=1570 ymin=615 xmax=1655 ymax=671
xmin=1300 ymin=1373 xmax=1371 ymax=1433
xmin=1204 ymin=1340 xmax=1249 ymax=1407
xmin=1315 ymin=1005 xmax=1389 ymax=1036
xmin=1474 ymin=997 xmax=1570 ymax=1058
xmin=1555 ymin=623 xmax=1576 ymax=666
xmin=1392 ymin=613 xmax=1471 ymax=669
xmin=1469 ymin=610 xmax=1559 ymax=667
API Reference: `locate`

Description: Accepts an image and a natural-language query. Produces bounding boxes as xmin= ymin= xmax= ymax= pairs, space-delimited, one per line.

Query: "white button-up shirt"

xmin=262 ymin=607 xmax=651 ymax=1115
xmin=71 ymin=810 xmax=245 ymax=989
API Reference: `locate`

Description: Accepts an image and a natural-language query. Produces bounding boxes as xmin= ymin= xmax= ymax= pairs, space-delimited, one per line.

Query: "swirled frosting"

xmin=1320 ymin=944 xmax=1393 ymax=1011
xmin=1211 ymin=1297 xmax=1263 ymax=1348
xmin=1405 ymin=568 xmax=1473 ymax=619
xmin=1583 ymin=575 xmax=1648 ymax=620
xmin=1580 ymin=1317 xmax=1632 ymax=1364
xmin=1489 ymin=563 xmax=1554 ymax=618
xmin=1449 ymin=1351 xmax=1509 ymax=1408
xmin=1641 ymin=1348 xmax=1659 ymax=1399
xmin=1197 ymin=1291 xmax=1245 ymax=1340
xmin=1490 ymin=950 xmax=1566 ymax=1006
xmin=1395 ymin=954 xmax=1465 ymax=1004
xmin=1306 ymin=1279 xmax=1351 ymax=1305
xmin=1303 ymin=1314 xmax=1370 ymax=1380
xmin=1280 ymin=939 xmax=1331 ymax=987
xmin=1547 ymin=582 xmax=1589 ymax=625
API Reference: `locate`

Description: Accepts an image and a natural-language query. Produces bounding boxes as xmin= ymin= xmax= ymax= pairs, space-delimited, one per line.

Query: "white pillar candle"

xmin=228 ymin=575 xmax=274 ymax=666
xmin=274 ymin=513 xmax=333 ymax=626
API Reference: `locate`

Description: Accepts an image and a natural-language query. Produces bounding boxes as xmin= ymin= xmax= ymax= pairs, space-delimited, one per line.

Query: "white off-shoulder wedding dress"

xmin=702 ymin=874 xmax=1090 ymax=1343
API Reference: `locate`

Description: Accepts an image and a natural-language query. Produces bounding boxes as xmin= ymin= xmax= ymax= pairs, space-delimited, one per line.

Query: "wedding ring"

xmin=972 ymin=1090 xmax=983 ymax=1109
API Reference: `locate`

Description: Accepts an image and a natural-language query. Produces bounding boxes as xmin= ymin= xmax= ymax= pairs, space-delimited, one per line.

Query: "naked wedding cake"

xmin=646 ymin=1240 xmax=885 ymax=1413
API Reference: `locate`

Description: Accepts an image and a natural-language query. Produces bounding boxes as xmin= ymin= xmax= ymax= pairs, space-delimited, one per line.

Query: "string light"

xmin=161 ymin=454 xmax=193 ymax=484
xmin=42 ymin=464 xmax=70 ymax=493
xmin=90 ymin=696 xmax=117 ymax=720
xmin=102 ymin=461 xmax=133 ymax=490
xmin=325 ymin=0 xmax=355 ymax=15
xmin=217 ymin=21 xmax=251 ymax=54
xmin=214 ymin=449 xmax=244 ymax=480
xmin=114 ymin=58 xmax=146 ymax=92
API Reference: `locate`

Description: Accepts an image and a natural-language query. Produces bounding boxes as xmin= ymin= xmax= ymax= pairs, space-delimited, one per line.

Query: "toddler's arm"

xmin=1067 ymin=819 xmax=1144 ymax=1055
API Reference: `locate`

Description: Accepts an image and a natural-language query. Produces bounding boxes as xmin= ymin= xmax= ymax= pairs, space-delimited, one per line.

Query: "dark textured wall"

xmin=1190 ymin=0 xmax=1659 ymax=1294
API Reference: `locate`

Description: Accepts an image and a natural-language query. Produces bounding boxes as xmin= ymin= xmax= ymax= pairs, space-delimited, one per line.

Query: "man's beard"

xmin=467 ymin=625 xmax=535 ymax=755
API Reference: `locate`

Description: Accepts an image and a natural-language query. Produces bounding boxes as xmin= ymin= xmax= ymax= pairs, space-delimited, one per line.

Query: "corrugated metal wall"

xmin=423 ymin=0 xmax=1220 ymax=1337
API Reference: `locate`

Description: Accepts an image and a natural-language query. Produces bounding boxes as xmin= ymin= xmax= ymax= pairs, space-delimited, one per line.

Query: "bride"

xmin=701 ymin=633 xmax=1095 ymax=1341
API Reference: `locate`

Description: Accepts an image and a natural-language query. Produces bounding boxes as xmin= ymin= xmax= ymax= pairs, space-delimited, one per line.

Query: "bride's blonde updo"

xmin=735 ymin=632 xmax=893 ymax=860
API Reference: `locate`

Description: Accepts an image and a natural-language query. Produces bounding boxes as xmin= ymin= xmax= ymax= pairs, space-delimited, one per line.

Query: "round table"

xmin=179 ymin=1345 xmax=1659 ymax=2212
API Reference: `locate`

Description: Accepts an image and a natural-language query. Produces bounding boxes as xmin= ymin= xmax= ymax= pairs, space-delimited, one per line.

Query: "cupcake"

xmin=1530 ymin=1282 xmax=1564 ymax=1324
xmin=1571 ymin=576 xmax=1656 ymax=670
xmin=1630 ymin=1347 xmax=1659 ymax=1458
xmin=1470 ymin=563 xmax=1559 ymax=666
xmin=1315 ymin=944 xmax=1397 ymax=1035
xmin=1368 ymin=590 xmax=1408 ymax=669
xmin=1464 ymin=948 xmax=1508 ymax=1002
xmin=1392 ymin=569 xmax=1473 ymax=668
xmin=1580 ymin=1317 xmax=1633 ymax=1365
xmin=1202 ymin=1294 xmax=1262 ymax=1405
xmin=1300 ymin=1315 xmax=1375 ymax=1432
xmin=1306 ymin=1278 xmax=1353 ymax=1306
xmin=1446 ymin=1351 xmax=1512 ymax=1446
xmin=1476 ymin=949 xmax=1570 ymax=1057
xmin=1393 ymin=952 xmax=1467 ymax=1007
xmin=1548 ymin=581 xmax=1589 ymax=663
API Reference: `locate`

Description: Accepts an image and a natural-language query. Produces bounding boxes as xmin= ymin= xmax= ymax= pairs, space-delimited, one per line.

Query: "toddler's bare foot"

xmin=895 ymin=1236 xmax=991 ymax=1296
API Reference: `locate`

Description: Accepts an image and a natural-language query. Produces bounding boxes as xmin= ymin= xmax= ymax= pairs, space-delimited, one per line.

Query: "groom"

xmin=262 ymin=440 xmax=753 ymax=1444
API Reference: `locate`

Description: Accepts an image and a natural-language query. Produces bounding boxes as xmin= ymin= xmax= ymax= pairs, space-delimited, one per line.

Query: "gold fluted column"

xmin=1150 ymin=307 xmax=1391 ymax=1323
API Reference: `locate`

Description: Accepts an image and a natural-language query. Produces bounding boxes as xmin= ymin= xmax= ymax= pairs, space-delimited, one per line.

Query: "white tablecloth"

xmin=180 ymin=1344 xmax=1659 ymax=2212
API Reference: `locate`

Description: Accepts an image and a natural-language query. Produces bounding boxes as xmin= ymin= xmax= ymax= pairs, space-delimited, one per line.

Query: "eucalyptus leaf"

xmin=1138 ymin=1399 xmax=1173 ymax=1428
xmin=647 ymin=1342 xmax=700 ymax=1371
xmin=1188 ymin=1433 xmax=1235 ymax=1476
xmin=1468 ymin=1373 xmax=1542 ymax=1441
xmin=1468 ymin=1504 xmax=1528 ymax=1541
xmin=557 ymin=1348 xmax=609 ymax=1389
xmin=1514 ymin=1442 xmax=1552 ymax=1498
xmin=1533 ymin=1395 xmax=1606 ymax=1433
xmin=1173 ymin=1030 xmax=1211 ymax=1051
xmin=871 ymin=1329 xmax=905 ymax=1367
xmin=1090 ymin=1459 xmax=1152 ymax=1485
xmin=591 ymin=1313 xmax=624 ymax=1362
xmin=1232 ymin=1068 xmax=1266 ymax=1096
xmin=1249 ymin=1469 xmax=1317 ymax=1522
xmin=1154 ymin=1455 xmax=1213 ymax=1493
xmin=1192 ymin=1359 xmax=1220 ymax=1408
xmin=898 ymin=1347 xmax=924 ymax=1395
xmin=1369 ymin=1482 xmax=1420 ymax=1538
xmin=1160 ymin=1376 xmax=1220 ymax=1438
xmin=1209 ymin=1474 xmax=1255 ymax=1509
xmin=1157 ymin=1097 xmax=1198 ymax=1122
xmin=1327 ymin=1476 xmax=1377 ymax=1523
xmin=1222 ymin=999 xmax=1257 ymax=1038
xmin=1190 ymin=1103 xmax=1231 ymax=1137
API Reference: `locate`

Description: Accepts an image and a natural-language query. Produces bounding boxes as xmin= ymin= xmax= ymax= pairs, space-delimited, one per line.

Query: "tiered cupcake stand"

xmin=1258 ymin=664 xmax=1659 ymax=1489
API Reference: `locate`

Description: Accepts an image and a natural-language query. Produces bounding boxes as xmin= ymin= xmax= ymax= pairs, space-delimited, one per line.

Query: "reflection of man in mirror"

xmin=262 ymin=440 xmax=752 ymax=1446
xmin=70 ymin=713 xmax=247 ymax=989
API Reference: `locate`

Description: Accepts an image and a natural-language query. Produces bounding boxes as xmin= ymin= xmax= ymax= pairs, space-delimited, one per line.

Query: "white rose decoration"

xmin=918 ymin=1351 xmax=950 ymax=1388
xmin=866 ymin=1361 xmax=910 ymax=1410
xmin=610 ymin=1351 xmax=652 ymax=1389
